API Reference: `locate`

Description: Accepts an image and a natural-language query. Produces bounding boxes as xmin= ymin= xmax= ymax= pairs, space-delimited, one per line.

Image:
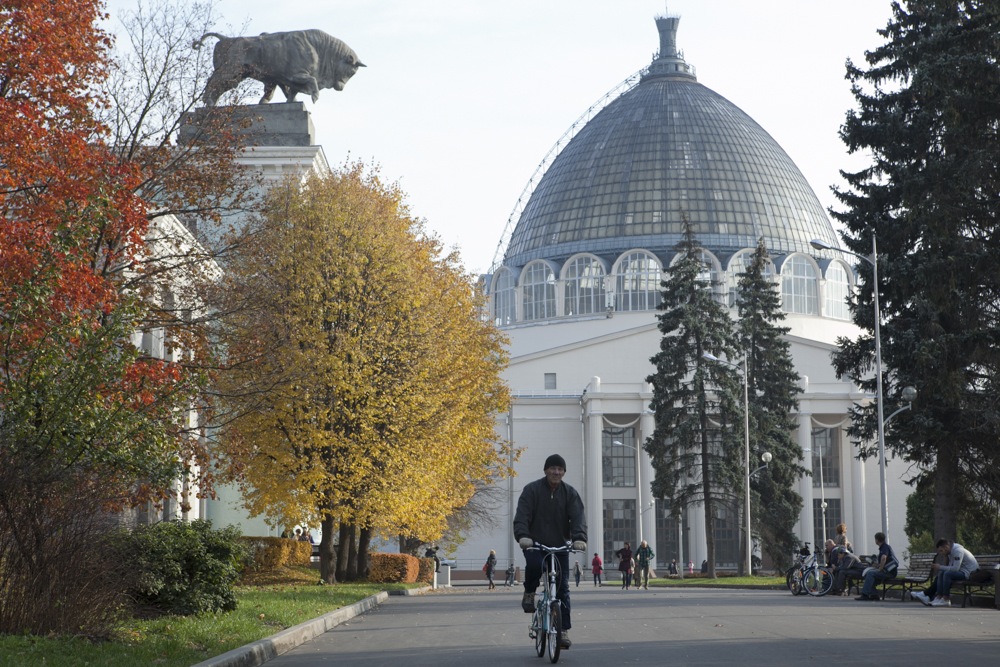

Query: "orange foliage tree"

xmin=216 ymin=164 xmax=513 ymax=582
xmin=0 ymin=1 xmax=207 ymax=634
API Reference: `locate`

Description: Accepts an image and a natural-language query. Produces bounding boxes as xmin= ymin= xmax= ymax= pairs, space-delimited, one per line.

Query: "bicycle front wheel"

xmin=546 ymin=601 xmax=562 ymax=663
xmin=804 ymin=566 xmax=834 ymax=596
xmin=533 ymin=604 xmax=546 ymax=657
xmin=785 ymin=566 xmax=804 ymax=596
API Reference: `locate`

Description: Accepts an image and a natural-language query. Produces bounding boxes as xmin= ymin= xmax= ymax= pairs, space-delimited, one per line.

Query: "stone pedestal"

xmin=179 ymin=102 xmax=315 ymax=147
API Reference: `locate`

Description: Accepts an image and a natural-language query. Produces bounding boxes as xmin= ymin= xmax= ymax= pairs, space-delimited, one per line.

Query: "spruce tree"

xmin=735 ymin=239 xmax=806 ymax=569
xmin=645 ymin=222 xmax=743 ymax=578
xmin=831 ymin=1 xmax=1000 ymax=539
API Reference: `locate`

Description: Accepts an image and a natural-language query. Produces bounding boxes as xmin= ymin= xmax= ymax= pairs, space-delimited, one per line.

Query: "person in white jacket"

xmin=914 ymin=539 xmax=979 ymax=607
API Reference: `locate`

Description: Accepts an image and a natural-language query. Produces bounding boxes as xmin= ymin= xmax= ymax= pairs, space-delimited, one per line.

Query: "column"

xmin=585 ymin=378 xmax=604 ymax=561
xmin=639 ymin=407 xmax=656 ymax=553
xmin=850 ymin=425 xmax=869 ymax=553
xmin=797 ymin=411 xmax=815 ymax=550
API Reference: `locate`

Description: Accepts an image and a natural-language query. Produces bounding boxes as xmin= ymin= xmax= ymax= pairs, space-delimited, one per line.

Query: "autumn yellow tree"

xmin=217 ymin=162 xmax=512 ymax=582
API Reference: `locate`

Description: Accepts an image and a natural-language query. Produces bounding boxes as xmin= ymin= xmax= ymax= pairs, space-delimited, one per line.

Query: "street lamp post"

xmin=810 ymin=236 xmax=890 ymax=537
xmin=703 ymin=352 xmax=771 ymax=576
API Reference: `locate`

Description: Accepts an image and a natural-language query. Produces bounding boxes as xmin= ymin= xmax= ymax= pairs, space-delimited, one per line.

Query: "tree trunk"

xmin=701 ymin=419 xmax=717 ymax=578
xmin=933 ymin=442 xmax=959 ymax=540
xmin=346 ymin=522 xmax=358 ymax=580
xmin=398 ymin=535 xmax=423 ymax=556
xmin=336 ymin=521 xmax=351 ymax=582
xmin=319 ymin=513 xmax=337 ymax=584
xmin=357 ymin=526 xmax=372 ymax=580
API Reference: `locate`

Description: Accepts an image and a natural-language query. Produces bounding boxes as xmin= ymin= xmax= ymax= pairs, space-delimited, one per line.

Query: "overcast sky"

xmin=106 ymin=0 xmax=897 ymax=274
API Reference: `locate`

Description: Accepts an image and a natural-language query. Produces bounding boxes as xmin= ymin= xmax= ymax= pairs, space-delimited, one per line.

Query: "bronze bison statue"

xmin=194 ymin=29 xmax=365 ymax=106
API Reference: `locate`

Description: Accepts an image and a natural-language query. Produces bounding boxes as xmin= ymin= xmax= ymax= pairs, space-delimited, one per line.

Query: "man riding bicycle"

xmin=513 ymin=454 xmax=587 ymax=649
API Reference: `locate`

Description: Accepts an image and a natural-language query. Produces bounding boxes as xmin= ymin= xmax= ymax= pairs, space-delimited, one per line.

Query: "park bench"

xmin=959 ymin=554 xmax=999 ymax=608
xmin=879 ymin=552 xmax=937 ymax=602
xmin=844 ymin=553 xmax=935 ymax=601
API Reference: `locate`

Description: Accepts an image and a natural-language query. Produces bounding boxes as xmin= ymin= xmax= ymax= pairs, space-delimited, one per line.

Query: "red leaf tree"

xmin=0 ymin=1 xmax=206 ymax=635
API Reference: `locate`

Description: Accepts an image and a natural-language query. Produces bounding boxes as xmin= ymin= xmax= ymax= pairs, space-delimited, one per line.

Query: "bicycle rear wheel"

xmin=804 ymin=566 xmax=834 ymax=596
xmin=785 ymin=566 xmax=804 ymax=595
xmin=546 ymin=601 xmax=562 ymax=663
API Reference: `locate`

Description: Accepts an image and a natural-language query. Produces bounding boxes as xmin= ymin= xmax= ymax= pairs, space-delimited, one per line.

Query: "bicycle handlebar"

xmin=526 ymin=541 xmax=579 ymax=553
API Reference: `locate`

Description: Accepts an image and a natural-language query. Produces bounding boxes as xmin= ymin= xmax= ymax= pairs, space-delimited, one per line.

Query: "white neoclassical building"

xmin=454 ymin=15 xmax=912 ymax=573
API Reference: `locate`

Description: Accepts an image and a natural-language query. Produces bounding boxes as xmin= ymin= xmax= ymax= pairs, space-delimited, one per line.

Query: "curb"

xmin=191 ymin=591 xmax=389 ymax=667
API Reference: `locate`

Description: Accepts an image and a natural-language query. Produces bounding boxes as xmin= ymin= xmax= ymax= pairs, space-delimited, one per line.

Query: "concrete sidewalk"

xmin=190 ymin=588 xmax=429 ymax=667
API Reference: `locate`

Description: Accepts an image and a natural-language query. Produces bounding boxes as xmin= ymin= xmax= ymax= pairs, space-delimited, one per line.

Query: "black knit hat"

xmin=544 ymin=454 xmax=567 ymax=471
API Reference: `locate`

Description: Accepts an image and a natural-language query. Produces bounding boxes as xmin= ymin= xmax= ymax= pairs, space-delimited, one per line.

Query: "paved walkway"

xmin=199 ymin=584 xmax=1000 ymax=666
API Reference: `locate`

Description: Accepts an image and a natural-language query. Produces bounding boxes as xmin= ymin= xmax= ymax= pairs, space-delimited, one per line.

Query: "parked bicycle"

xmin=527 ymin=542 xmax=579 ymax=663
xmin=785 ymin=542 xmax=834 ymax=597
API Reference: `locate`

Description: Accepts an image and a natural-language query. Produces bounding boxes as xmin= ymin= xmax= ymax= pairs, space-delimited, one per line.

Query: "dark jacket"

xmin=513 ymin=477 xmax=587 ymax=548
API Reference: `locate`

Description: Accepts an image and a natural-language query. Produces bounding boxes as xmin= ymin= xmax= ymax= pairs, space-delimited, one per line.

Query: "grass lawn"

xmin=0 ymin=566 xmax=420 ymax=667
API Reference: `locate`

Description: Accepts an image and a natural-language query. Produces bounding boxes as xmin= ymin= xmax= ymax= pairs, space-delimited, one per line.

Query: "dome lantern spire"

xmin=643 ymin=14 xmax=696 ymax=81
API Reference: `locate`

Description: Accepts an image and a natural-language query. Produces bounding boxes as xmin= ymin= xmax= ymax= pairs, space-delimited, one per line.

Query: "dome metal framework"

xmin=498 ymin=15 xmax=840 ymax=271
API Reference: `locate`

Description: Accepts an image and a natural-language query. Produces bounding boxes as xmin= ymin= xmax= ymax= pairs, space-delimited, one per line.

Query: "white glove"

xmin=572 ymin=541 xmax=587 ymax=552
xmin=519 ymin=537 xmax=534 ymax=550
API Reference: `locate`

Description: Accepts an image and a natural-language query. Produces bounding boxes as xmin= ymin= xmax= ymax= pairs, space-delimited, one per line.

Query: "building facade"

xmin=457 ymin=15 xmax=912 ymax=573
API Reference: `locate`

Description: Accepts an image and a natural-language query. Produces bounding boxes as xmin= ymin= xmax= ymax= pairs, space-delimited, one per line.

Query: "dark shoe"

xmin=558 ymin=630 xmax=571 ymax=649
xmin=521 ymin=591 xmax=536 ymax=613
xmin=855 ymin=594 xmax=872 ymax=601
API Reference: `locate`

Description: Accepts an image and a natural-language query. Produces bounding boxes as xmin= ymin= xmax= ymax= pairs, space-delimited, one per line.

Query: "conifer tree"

xmin=735 ymin=239 xmax=806 ymax=568
xmin=831 ymin=1 xmax=1000 ymax=539
xmin=646 ymin=222 xmax=743 ymax=578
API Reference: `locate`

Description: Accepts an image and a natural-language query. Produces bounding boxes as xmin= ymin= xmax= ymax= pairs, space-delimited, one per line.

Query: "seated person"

xmin=856 ymin=532 xmax=899 ymax=601
xmin=913 ymin=539 xmax=979 ymax=607
xmin=826 ymin=540 xmax=864 ymax=596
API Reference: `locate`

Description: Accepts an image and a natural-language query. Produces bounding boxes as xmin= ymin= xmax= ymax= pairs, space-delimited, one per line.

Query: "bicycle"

xmin=785 ymin=542 xmax=833 ymax=596
xmin=527 ymin=542 xmax=577 ymax=663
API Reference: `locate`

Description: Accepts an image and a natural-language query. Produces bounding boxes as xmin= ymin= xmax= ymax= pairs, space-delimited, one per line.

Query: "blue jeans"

xmin=935 ymin=569 xmax=969 ymax=597
xmin=523 ymin=549 xmax=572 ymax=630
xmin=862 ymin=568 xmax=895 ymax=597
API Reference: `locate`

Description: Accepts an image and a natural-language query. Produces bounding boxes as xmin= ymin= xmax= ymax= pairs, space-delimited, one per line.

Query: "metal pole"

xmin=743 ymin=355 xmax=752 ymax=577
xmin=872 ymin=234 xmax=888 ymax=537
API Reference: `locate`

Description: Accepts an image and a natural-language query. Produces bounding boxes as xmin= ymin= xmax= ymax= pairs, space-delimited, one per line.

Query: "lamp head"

xmin=901 ymin=386 xmax=917 ymax=402
xmin=761 ymin=452 xmax=773 ymax=464
xmin=809 ymin=239 xmax=833 ymax=251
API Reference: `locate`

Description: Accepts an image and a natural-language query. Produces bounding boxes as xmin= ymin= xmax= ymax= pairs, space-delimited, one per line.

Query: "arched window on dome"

xmin=727 ymin=249 xmax=777 ymax=307
xmin=614 ymin=251 xmax=662 ymax=312
xmin=781 ymin=255 xmax=819 ymax=315
xmin=521 ymin=261 xmax=557 ymax=321
xmin=563 ymin=255 xmax=606 ymax=316
xmin=666 ymin=248 xmax=724 ymax=304
xmin=492 ymin=268 xmax=517 ymax=326
xmin=823 ymin=261 xmax=852 ymax=321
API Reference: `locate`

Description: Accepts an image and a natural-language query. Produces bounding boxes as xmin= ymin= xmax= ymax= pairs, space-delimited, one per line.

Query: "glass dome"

xmin=502 ymin=15 xmax=840 ymax=269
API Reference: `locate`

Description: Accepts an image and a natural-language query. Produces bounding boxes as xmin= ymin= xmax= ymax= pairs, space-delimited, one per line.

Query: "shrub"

xmin=125 ymin=519 xmax=248 ymax=616
xmin=368 ymin=553 xmax=419 ymax=583
xmin=417 ymin=557 xmax=435 ymax=583
xmin=240 ymin=536 xmax=311 ymax=572
xmin=0 ymin=490 xmax=132 ymax=637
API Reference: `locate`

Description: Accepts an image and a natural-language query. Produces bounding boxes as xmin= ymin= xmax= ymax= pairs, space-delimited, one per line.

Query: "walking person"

xmin=856 ymin=532 xmax=899 ymax=601
xmin=591 ymin=552 xmax=603 ymax=586
xmin=913 ymin=539 xmax=979 ymax=607
xmin=573 ymin=560 xmax=582 ymax=587
xmin=616 ymin=542 xmax=633 ymax=590
xmin=635 ymin=540 xmax=654 ymax=589
xmin=504 ymin=563 xmax=516 ymax=587
xmin=485 ymin=549 xmax=498 ymax=590
xmin=513 ymin=454 xmax=587 ymax=650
